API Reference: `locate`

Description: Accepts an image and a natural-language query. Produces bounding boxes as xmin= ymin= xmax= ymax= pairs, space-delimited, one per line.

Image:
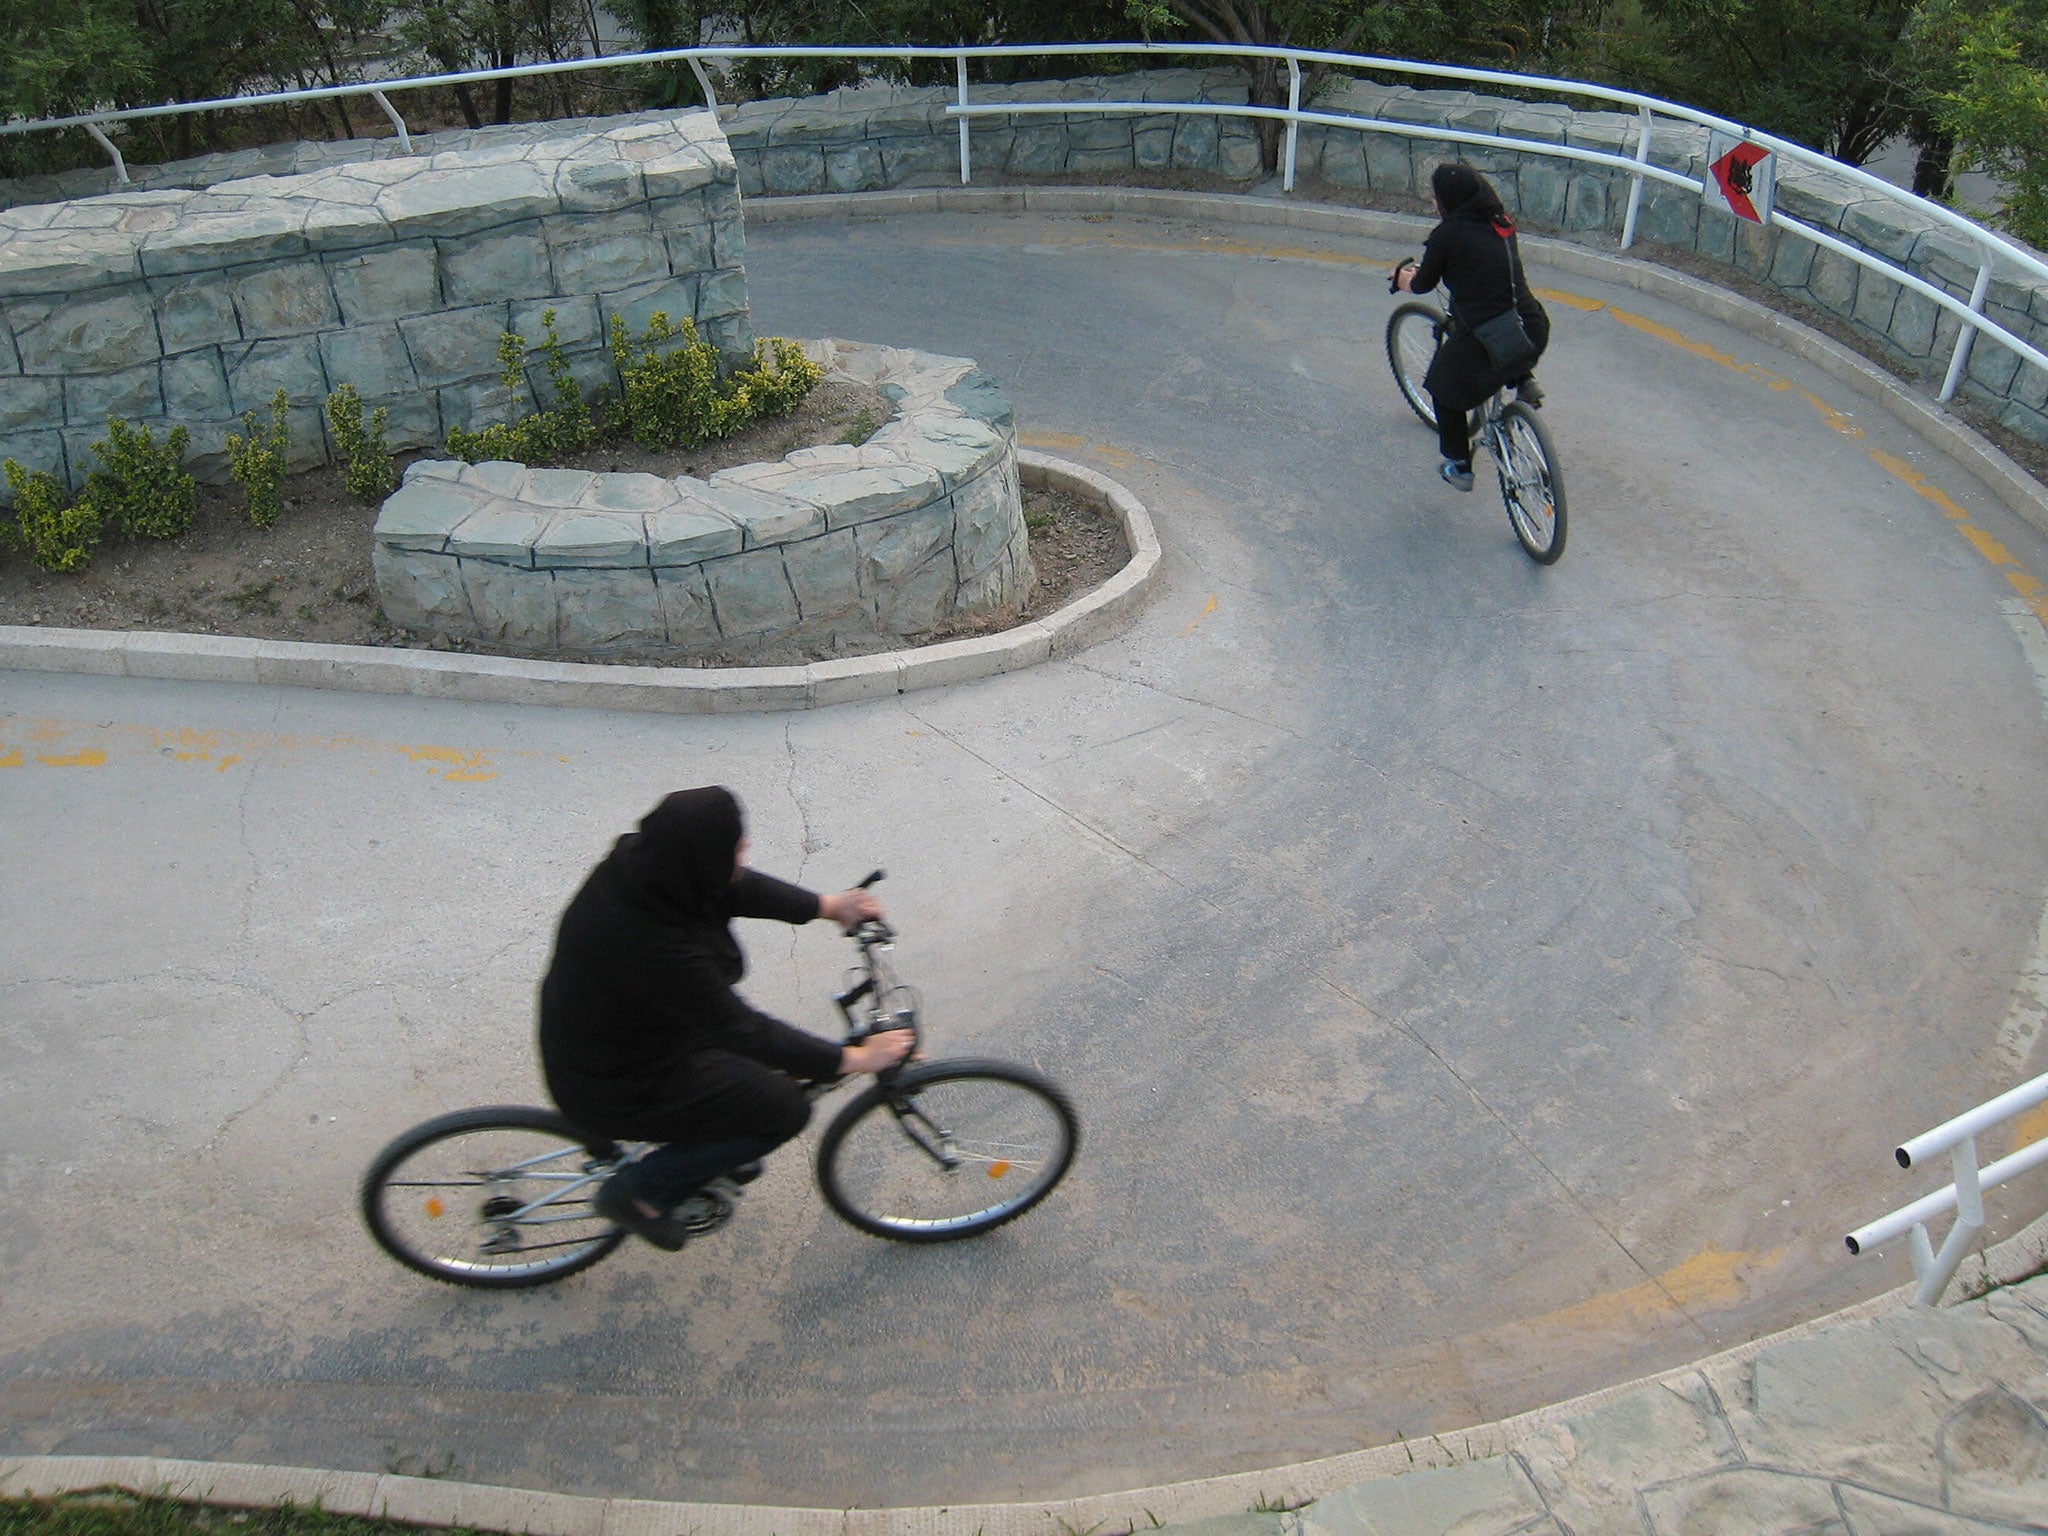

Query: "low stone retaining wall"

xmin=717 ymin=68 xmax=2048 ymax=446
xmin=0 ymin=112 xmax=748 ymax=496
xmin=373 ymin=340 xmax=1030 ymax=658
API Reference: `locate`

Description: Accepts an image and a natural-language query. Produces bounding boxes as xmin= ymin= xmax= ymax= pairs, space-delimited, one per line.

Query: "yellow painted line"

xmin=1867 ymin=450 xmax=1970 ymax=520
xmin=1961 ymin=525 xmax=2019 ymax=568
xmin=2010 ymin=1101 xmax=2048 ymax=1155
xmin=1019 ymin=430 xmax=1141 ymax=469
xmin=1181 ymin=594 xmax=1219 ymax=636
xmin=0 ymin=714 xmax=526 ymax=782
xmin=1533 ymin=286 xmax=1606 ymax=312
xmin=1521 ymin=1245 xmax=1784 ymax=1333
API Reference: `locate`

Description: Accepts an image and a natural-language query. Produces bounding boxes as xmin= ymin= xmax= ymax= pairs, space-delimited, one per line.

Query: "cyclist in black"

xmin=538 ymin=786 xmax=913 ymax=1250
xmin=1393 ymin=162 xmax=1551 ymax=491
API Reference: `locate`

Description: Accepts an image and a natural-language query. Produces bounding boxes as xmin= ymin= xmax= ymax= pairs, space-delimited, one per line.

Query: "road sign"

xmin=1704 ymin=131 xmax=1775 ymax=224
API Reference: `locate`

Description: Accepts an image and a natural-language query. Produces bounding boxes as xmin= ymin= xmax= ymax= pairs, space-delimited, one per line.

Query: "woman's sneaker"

xmin=595 ymin=1179 xmax=692 ymax=1251
xmin=1439 ymin=459 xmax=1475 ymax=492
xmin=1516 ymin=376 xmax=1546 ymax=407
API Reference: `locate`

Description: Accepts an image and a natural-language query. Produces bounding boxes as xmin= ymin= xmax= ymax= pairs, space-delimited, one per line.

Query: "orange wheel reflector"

xmin=987 ymin=1160 xmax=1011 ymax=1179
xmin=424 ymin=1197 xmax=445 ymax=1218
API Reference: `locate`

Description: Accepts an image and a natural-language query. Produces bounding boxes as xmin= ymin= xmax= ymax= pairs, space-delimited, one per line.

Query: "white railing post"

xmin=369 ymin=90 xmax=412 ymax=155
xmin=687 ymin=57 xmax=719 ymax=110
xmin=1848 ymin=1068 xmax=2048 ymax=1306
xmin=957 ymin=53 xmax=971 ymax=185
xmin=1619 ymin=105 xmax=1652 ymax=249
xmin=83 ymin=122 xmax=130 ymax=184
xmin=1282 ymin=54 xmax=1301 ymax=193
xmin=1939 ymin=258 xmax=1995 ymax=403
xmin=1910 ymin=1137 xmax=1988 ymax=1305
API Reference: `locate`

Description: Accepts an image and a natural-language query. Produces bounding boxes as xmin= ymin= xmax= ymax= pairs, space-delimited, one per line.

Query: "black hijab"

xmin=610 ymin=785 xmax=745 ymax=934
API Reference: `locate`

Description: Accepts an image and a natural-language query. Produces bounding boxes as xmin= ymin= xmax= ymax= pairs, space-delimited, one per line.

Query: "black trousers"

xmin=1425 ymin=309 xmax=1551 ymax=462
xmin=564 ymin=1047 xmax=820 ymax=1210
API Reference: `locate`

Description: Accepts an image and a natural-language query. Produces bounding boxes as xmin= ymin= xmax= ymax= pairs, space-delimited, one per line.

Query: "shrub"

xmin=84 ymin=418 xmax=195 ymax=539
xmin=2 ymin=460 xmax=99 ymax=572
xmin=228 ymin=388 xmax=292 ymax=528
xmin=608 ymin=316 xmax=822 ymax=453
xmin=609 ymin=310 xmax=722 ymax=451
xmin=446 ymin=311 xmax=602 ymax=465
xmin=326 ymin=384 xmax=396 ymax=503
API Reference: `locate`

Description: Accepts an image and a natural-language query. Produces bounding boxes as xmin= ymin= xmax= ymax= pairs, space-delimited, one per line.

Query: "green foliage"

xmin=2 ymin=460 xmax=99 ymax=572
xmin=227 ymin=389 xmax=292 ymax=528
xmin=607 ymin=314 xmax=823 ymax=452
xmin=0 ymin=0 xmax=389 ymax=177
xmin=445 ymin=310 xmax=602 ymax=463
xmin=401 ymin=0 xmax=603 ymax=126
xmin=325 ymin=384 xmax=398 ymax=503
xmin=0 ymin=1488 xmax=473 ymax=1536
xmin=84 ymin=417 xmax=196 ymax=539
xmin=1925 ymin=0 xmax=2048 ymax=247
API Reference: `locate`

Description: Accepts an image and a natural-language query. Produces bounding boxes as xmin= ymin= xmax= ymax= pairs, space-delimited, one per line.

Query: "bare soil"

xmin=0 ymin=379 xmax=1132 ymax=664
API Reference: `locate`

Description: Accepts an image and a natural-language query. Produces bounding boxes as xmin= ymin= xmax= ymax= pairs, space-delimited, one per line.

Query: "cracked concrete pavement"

xmin=4 ymin=206 xmax=2048 ymax=1509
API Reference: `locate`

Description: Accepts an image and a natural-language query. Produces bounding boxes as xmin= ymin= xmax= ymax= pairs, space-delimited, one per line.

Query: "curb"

xmin=0 ymin=453 xmax=1161 ymax=713
xmin=4 ymin=1213 xmax=2042 ymax=1536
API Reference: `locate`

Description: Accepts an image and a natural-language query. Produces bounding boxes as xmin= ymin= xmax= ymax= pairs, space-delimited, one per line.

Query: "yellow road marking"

xmin=1019 ymin=430 xmax=1141 ymax=468
xmin=0 ymin=715 xmax=520 ymax=782
xmin=2011 ymin=1102 xmax=2048 ymax=1155
xmin=1523 ymin=1245 xmax=1785 ymax=1333
xmin=1182 ymin=594 xmax=1219 ymax=636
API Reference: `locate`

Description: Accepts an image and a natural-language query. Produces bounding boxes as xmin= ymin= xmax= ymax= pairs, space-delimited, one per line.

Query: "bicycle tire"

xmin=360 ymin=1105 xmax=629 ymax=1288
xmin=1386 ymin=302 xmax=1444 ymax=430
xmin=816 ymin=1058 xmax=1079 ymax=1242
xmin=1494 ymin=400 xmax=1568 ymax=564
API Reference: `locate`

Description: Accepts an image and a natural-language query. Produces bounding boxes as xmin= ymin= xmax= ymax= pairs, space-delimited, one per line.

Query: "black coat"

xmin=1409 ymin=204 xmax=1549 ymax=345
xmin=538 ymin=793 xmax=843 ymax=1128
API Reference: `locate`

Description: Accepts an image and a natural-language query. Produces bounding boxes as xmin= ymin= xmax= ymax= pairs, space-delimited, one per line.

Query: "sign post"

xmin=1704 ymin=131 xmax=1775 ymax=224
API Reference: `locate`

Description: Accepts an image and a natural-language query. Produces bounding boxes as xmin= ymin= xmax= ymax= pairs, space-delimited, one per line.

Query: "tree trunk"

xmin=1912 ymin=131 xmax=1956 ymax=201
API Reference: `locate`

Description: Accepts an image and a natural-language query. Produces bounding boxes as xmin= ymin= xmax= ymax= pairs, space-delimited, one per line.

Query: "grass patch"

xmin=0 ymin=1492 xmax=469 ymax=1536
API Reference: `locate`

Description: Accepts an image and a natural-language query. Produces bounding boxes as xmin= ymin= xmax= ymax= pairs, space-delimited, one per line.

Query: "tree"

xmin=1629 ymin=0 xmax=1923 ymax=164
xmin=1921 ymin=0 xmax=2048 ymax=247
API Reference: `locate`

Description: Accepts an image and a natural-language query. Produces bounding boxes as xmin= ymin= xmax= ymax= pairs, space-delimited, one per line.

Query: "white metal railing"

xmin=1846 ymin=1069 xmax=2048 ymax=1305
xmin=4 ymin=41 xmax=2046 ymax=403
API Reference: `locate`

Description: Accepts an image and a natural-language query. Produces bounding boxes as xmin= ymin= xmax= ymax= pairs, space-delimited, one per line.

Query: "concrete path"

xmin=5 ymin=197 xmax=2048 ymax=1509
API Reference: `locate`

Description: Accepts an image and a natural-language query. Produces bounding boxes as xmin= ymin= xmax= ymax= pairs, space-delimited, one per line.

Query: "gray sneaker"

xmin=1439 ymin=459 xmax=1475 ymax=492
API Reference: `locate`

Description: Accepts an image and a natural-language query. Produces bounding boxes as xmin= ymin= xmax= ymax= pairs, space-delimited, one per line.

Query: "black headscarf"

xmin=610 ymin=785 xmax=745 ymax=932
xmin=1432 ymin=162 xmax=1511 ymax=227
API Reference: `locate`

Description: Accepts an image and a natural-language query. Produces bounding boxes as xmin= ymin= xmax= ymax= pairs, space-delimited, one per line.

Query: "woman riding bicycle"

xmin=538 ymin=786 xmax=913 ymax=1250
xmin=1393 ymin=162 xmax=1551 ymax=492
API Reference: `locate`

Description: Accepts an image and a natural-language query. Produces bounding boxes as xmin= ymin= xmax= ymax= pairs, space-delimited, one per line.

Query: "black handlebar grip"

xmin=858 ymin=869 xmax=885 ymax=888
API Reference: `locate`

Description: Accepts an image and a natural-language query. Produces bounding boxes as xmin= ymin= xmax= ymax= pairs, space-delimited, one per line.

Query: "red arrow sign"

xmin=1711 ymin=140 xmax=1771 ymax=223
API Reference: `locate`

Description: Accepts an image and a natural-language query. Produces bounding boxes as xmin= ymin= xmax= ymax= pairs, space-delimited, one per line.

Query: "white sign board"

xmin=1703 ymin=130 xmax=1775 ymax=224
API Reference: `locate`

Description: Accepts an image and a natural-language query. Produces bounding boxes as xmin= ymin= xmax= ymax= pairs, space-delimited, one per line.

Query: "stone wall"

xmin=373 ymin=340 xmax=1031 ymax=659
xmin=718 ymin=69 xmax=2048 ymax=446
xmin=0 ymin=113 xmax=750 ymax=498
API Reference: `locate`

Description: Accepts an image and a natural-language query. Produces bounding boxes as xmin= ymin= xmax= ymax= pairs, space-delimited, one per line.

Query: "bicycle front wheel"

xmin=817 ymin=1059 xmax=1079 ymax=1242
xmin=1494 ymin=400 xmax=1568 ymax=564
xmin=1386 ymin=302 xmax=1444 ymax=429
xmin=360 ymin=1105 xmax=629 ymax=1288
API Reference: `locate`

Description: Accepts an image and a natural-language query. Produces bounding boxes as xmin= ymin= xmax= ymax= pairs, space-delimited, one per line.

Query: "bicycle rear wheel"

xmin=1386 ymin=302 xmax=1444 ymax=429
xmin=816 ymin=1058 xmax=1079 ymax=1242
xmin=360 ymin=1105 xmax=629 ymax=1288
xmin=1494 ymin=400 xmax=1568 ymax=564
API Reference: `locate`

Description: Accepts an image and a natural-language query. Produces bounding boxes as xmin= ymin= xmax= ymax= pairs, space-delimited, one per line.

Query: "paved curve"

xmin=5 ymin=204 xmax=2048 ymax=1510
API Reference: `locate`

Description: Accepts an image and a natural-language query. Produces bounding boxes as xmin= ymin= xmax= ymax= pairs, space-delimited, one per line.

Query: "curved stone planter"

xmin=372 ymin=340 xmax=1031 ymax=658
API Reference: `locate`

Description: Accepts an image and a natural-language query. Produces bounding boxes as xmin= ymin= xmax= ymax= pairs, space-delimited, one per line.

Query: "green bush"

xmin=325 ymin=384 xmax=396 ymax=503
xmin=228 ymin=388 xmax=291 ymax=528
xmin=84 ymin=418 xmax=195 ymax=539
xmin=609 ymin=316 xmax=823 ymax=453
xmin=609 ymin=310 xmax=723 ymax=451
xmin=446 ymin=310 xmax=601 ymax=465
xmin=2 ymin=459 xmax=99 ymax=572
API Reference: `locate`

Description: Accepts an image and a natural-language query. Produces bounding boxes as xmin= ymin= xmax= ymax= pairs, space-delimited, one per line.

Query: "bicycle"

xmin=1385 ymin=300 xmax=1568 ymax=565
xmin=358 ymin=874 xmax=1079 ymax=1289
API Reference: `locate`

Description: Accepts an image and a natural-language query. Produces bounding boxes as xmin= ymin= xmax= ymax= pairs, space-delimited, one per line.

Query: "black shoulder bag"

xmin=1468 ymin=235 xmax=1539 ymax=377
